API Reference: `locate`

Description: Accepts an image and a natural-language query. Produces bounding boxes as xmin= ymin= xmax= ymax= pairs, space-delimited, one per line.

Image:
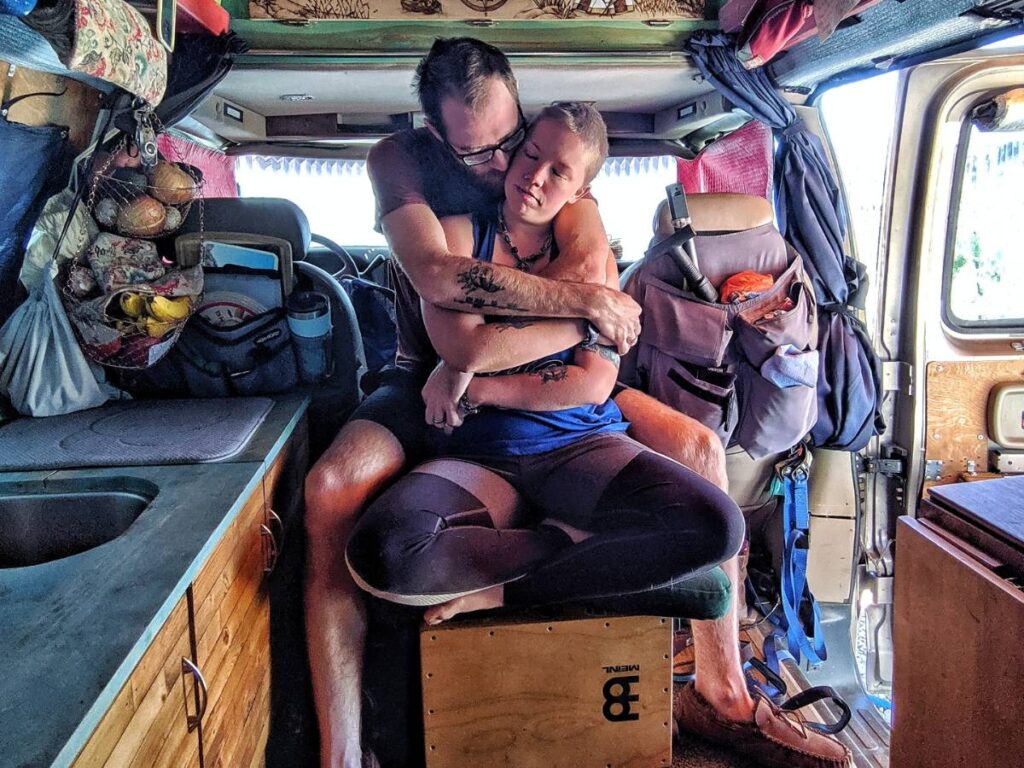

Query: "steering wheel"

xmin=310 ymin=233 xmax=361 ymax=278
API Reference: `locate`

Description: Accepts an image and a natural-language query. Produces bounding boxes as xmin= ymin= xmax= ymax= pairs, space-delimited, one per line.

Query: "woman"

xmin=346 ymin=102 xmax=743 ymax=625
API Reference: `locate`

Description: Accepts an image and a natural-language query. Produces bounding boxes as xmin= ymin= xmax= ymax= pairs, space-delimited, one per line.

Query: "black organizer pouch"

xmin=131 ymin=308 xmax=299 ymax=397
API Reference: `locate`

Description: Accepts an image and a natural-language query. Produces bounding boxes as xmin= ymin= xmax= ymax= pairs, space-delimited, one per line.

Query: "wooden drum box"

xmin=420 ymin=614 xmax=672 ymax=768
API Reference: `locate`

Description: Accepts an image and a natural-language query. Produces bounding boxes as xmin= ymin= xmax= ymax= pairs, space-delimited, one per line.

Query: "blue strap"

xmin=768 ymin=464 xmax=828 ymax=669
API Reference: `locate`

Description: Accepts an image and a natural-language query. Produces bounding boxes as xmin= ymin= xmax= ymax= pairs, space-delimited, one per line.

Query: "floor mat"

xmin=0 ymin=397 xmax=273 ymax=469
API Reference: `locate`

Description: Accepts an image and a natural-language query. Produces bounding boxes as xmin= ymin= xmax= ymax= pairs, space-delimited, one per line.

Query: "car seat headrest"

xmin=652 ymin=193 xmax=774 ymax=237
xmin=178 ymin=197 xmax=311 ymax=261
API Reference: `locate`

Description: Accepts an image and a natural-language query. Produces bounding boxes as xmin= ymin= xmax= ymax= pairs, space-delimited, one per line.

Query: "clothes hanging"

xmin=0 ymin=104 xmax=72 ymax=325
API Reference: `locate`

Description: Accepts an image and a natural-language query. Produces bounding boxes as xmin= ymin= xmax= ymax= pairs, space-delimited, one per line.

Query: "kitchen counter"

xmin=0 ymin=396 xmax=308 ymax=768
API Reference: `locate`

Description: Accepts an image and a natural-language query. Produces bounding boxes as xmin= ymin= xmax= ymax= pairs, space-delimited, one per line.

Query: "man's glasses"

xmin=444 ymin=109 xmax=527 ymax=167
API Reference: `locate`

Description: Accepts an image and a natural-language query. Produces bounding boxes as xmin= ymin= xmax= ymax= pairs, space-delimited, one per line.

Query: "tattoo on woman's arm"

xmin=597 ymin=346 xmax=621 ymax=368
xmin=529 ymin=362 xmax=569 ymax=384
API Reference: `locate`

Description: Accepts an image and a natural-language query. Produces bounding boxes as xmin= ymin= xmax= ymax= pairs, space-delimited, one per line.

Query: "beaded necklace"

xmin=497 ymin=207 xmax=553 ymax=272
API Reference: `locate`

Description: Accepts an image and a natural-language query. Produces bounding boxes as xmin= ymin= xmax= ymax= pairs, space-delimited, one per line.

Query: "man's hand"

xmin=422 ymin=361 xmax=474 ymax=435
xmin=584 ymin=285 xmax=642 ymax=355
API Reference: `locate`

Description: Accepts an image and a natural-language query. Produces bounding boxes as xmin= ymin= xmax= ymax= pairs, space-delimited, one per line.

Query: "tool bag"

xmin=621 ymin=223 xmax=818 ymax=459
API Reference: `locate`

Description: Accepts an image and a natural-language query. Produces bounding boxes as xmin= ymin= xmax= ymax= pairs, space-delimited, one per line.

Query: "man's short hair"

xmin=414 ymin=37 xmax=520 ymax=133
xmin=535 ymin=102 xmax=609 ymax=184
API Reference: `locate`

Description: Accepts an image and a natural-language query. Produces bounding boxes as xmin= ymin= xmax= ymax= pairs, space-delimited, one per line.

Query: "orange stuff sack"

xmin=720 ymin=270 xmax=774 ymax=303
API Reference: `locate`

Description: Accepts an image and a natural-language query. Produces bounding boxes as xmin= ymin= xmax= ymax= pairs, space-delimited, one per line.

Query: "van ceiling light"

xmin=280 ymin=93 xmax=315 ymax=102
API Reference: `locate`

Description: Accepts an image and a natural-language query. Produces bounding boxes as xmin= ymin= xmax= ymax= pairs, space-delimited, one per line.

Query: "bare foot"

xmin=540 ymin=517 xmax=593 ymax=544
xmin=423 ymin=585 xmax=505 ymax=625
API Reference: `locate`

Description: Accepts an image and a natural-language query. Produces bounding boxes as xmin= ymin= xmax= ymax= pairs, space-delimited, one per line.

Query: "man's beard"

xmin=447 ymin=157 xmax=503 ymax=199
xmin=471 ymin=167 xmax=505 ymax=197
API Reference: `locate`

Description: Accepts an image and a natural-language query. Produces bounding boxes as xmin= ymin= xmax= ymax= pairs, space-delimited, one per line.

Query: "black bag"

xmin=132 ymin=308 xmax=298 ymax=397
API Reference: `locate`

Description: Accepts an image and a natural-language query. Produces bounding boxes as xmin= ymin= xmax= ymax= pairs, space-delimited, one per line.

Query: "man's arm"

xmin=543 ymin=197 xmax=609 ymax=284
xmin=367 ymin=138 xmax=639 ymax=351
xmin=422 ymin=216 xmax=591 ymax=373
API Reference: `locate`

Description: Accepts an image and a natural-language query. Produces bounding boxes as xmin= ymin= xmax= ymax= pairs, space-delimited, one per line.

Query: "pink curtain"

xmin=677 ymin=119 xmax=773 ymax=199
xmin=157 ymin=134 xmax=238 ymax=198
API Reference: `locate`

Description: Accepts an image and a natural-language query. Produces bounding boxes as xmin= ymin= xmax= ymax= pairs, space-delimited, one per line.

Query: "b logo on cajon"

xmin=602 ymin=673 xmax=640 ymax=722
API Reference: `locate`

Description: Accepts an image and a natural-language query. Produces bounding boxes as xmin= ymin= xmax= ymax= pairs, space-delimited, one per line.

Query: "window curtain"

xmin=685 ymin=31 xmax=884 ymax=451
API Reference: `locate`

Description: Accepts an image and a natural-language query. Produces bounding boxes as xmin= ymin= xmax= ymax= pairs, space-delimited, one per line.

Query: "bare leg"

xmin=305 ymin=420 xmax=407 ymax=768
xmin=614 ymin=387 xmax=729 ymax=492
xmin=690 ymin=554 xmax=755 ymax=721
xmin=616 ymin=388 xmax=751 ymax=715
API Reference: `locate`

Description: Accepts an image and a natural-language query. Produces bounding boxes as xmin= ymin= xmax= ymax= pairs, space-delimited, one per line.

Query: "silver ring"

xmin=431 ymin=417 xmax=446 ymax=425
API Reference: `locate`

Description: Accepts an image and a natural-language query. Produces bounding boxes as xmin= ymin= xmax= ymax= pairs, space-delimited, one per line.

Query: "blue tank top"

xmin=441 ymin=214 xmax=628 ymax=457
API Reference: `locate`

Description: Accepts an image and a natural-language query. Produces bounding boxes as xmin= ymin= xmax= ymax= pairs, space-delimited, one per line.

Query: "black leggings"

xmin=346 ymin=431 xmax=744 ymax=611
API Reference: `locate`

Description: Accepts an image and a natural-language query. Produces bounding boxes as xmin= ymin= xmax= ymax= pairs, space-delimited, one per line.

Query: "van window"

xmin=945 ymin=115 xmax=1024 ymax=328
xmin=590 ymin=156 xmax=678 ymax=263
xmin=235 ymin=156 xmax=388 ymax=246
xmin=819 ymin=72 xmax=900 ymax=278
xmin=235 ymin=153 xmax=677 ymax=261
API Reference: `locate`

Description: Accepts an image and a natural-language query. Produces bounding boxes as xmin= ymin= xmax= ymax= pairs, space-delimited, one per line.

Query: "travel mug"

xmin=286 ymin=291 xmax=333 ymax=384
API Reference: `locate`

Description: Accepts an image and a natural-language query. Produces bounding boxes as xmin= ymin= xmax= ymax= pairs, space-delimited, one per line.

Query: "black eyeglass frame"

xmin=441 ymin=107 xmax=528 ymax=167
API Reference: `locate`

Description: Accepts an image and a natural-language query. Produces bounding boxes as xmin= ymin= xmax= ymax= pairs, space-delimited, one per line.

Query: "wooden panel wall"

xmin=924 ymin=360 xmax=1024 ymax=487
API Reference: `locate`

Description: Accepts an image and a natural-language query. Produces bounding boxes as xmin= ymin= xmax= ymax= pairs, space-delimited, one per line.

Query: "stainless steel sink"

xmin=0 ymin=478 xmax=157 ymax=568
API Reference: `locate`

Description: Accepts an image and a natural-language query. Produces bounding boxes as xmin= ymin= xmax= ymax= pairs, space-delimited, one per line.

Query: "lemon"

xmin=149 ymin=295 xmax=191 ymax=322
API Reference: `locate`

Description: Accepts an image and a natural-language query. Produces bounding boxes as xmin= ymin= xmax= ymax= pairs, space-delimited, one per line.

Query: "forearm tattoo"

xmin=529 ymin=361 xmax=569 ymax=384
xmin=597 ymin=345 xmax=621 ymax=368
xmin=455 ymin=263 xmax=525 ymax=312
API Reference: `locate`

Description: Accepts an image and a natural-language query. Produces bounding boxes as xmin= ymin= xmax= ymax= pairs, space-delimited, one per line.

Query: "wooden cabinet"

xmin=891 ymin=517 xmax=1024 ymax=768
xmin=71 ymin=426 xmax=305 ymax=768
xmin=71 ymin=594 xmax=200 ymax=768
xmin=191 ymin=481 xmax=272 ymax=768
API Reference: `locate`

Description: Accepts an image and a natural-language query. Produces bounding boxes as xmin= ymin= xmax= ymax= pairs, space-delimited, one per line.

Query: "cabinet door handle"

xmin=268 ymin=507 xmax=285 ymax=550
xmin=181 ymin=657 xmax=208 ymax=733
xmin=260 ymin=523 xmax=279 ymax=575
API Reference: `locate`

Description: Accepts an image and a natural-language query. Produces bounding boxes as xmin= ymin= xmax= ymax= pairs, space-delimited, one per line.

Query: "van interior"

xmin=1 ymin=0 xmax=1024 ymax=767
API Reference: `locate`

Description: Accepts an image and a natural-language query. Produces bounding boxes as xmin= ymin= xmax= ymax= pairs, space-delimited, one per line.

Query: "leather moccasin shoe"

xmin=674 ymin=682 xmax=852 ymax=768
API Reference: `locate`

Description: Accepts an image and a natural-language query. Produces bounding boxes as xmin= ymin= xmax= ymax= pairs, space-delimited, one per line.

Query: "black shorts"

xmin=348 ymin=368 xmax=427 ymax=460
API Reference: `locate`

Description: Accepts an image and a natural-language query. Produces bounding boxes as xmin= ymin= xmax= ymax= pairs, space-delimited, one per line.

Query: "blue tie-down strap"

xmin=781 ymin=529 xmax=827 ymax=667
xmin=769 ymin=465 xmax=827 ymax=669
xmin=744 ymin=576 xmax=792 ymax=702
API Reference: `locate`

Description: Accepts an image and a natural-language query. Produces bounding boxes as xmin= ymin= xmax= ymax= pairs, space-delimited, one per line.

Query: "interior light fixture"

xmin=280 ymin=93 xmax=315 ymax=102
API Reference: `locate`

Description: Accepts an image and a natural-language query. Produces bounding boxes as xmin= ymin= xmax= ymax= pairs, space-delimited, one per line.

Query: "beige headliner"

xmin=193 ymin=56 xmax=720 ymax=146
xmin=209 ymin=56 xmax=708 ymax=119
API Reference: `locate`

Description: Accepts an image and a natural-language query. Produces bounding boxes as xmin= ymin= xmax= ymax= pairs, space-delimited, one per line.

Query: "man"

xmin=305 ymin=38 xmax=846 ymax=768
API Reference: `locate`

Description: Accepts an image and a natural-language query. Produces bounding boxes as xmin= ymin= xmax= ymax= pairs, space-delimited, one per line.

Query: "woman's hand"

xmin=422 ymin=361 xmax=474 ymax=435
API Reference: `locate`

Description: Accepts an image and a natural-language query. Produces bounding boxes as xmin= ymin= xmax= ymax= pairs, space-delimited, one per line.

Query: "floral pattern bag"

xmin=66 ymin=0 xmax=167 ymax=105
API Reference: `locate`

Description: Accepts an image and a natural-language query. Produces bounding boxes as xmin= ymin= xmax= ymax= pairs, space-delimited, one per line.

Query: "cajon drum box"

xmin=421 ymin=614 xmax=672 ymax=768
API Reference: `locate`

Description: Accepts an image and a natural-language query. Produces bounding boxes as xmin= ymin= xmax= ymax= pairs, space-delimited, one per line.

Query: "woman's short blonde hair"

xmin=534 ymin=102 xmax=609 ymax=184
